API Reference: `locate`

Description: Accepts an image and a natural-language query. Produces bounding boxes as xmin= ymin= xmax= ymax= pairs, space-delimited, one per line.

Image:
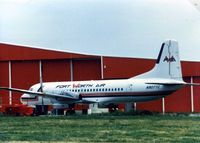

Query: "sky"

xmin=0 ymin=0 xmax=200 ymax=61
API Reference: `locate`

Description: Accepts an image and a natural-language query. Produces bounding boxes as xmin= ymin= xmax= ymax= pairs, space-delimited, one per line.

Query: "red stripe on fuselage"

xmin=80 ymin=90 xmax=175 ymax=98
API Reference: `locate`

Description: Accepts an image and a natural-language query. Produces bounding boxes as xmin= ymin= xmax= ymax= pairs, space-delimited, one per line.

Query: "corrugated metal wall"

xmin=42 ymin=60 xmax=71 ymax=82
xmin=0 ymin=62 xmax=9 ymax=105
xmin=73 ymin=59 xmax=101 ymax=81
xmin=11 ymin=61 xmax=40 ymax=105
xmin=193 ymin=77 xmax=200 ymax=112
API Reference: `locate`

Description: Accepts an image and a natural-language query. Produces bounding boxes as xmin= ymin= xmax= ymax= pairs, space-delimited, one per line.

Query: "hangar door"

xmin=73 ymin=59 xmax=101 ymax=81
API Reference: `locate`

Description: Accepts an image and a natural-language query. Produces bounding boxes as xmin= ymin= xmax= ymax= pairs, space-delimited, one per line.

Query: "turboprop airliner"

xmin=0 ymin=40 xmax=190 ymax=108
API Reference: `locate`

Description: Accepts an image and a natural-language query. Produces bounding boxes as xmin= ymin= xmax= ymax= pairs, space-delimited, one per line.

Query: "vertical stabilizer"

xmin=132 ymin=40 xmax=183 ymax=81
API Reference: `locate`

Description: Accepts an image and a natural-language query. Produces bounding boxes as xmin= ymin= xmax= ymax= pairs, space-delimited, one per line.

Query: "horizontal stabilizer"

xmin=145 ymin=82 xmax=185 ymax=85
xmin=185 ymin=83 xmax=200 ymax=86
xmin=146 ymin=82 xmax=200 ymax=86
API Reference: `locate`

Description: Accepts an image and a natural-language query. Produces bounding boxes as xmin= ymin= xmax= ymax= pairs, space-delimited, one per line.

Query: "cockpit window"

xmin=37 ymin=86 xmax=44 ymax=92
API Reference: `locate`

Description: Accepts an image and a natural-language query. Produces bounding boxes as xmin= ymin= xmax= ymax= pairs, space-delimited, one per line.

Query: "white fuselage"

xmin=20 ymin=78 xmax=184 ymax=107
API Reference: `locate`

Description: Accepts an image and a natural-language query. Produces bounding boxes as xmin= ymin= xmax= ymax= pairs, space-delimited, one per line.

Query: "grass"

xmin=0 ymin=114 xmax=200 ymax=142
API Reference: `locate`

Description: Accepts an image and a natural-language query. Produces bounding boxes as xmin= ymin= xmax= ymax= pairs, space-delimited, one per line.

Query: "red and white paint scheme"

xmin=0 ymin=40 xmax=189 ymax=108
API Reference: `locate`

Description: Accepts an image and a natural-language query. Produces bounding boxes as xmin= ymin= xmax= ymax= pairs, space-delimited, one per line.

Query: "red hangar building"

xmin=1 ymin=43 xmax=200 ymax=114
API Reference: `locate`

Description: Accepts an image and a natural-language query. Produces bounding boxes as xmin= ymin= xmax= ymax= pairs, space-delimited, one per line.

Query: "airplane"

xmin=0 ymin=40 xmax=194 ymax=110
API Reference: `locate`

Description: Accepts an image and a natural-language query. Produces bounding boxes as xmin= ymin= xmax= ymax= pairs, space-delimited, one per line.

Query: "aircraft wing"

xmin=0 ymin=87 xmax=80 ymax=100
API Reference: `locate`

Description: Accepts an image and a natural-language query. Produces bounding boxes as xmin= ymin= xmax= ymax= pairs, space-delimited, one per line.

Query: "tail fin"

xmin=132 ymin=40 xmax=183 ymax=81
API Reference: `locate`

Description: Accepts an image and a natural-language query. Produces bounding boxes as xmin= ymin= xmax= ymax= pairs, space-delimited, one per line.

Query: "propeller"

xmin=39 ymin=60 xmax=45 ymax=114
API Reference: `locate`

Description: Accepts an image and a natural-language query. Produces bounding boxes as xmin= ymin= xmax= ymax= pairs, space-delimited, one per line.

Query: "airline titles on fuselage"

xmin=56 ymin=83 xmax=106 ymax=89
